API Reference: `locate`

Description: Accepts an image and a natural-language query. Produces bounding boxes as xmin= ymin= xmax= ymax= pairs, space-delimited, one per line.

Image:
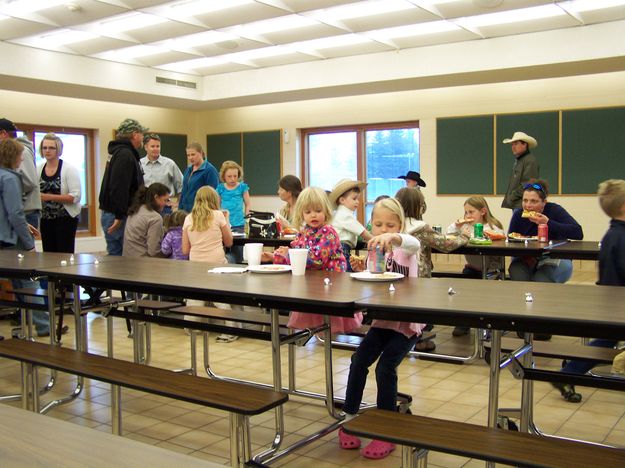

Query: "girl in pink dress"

xmin=262 ymin=187 xmax=362 ymax=333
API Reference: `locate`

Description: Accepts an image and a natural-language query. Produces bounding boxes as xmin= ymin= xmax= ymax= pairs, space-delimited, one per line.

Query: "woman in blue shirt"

xmin=508 ymin=179 xmax=583 ymax=284
xmin=179 ymin=142 xmax=219 ymax=212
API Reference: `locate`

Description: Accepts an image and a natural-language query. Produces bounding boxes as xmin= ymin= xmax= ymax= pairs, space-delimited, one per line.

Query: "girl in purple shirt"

xmin=161 ymin=209 xmax=188 ymax=260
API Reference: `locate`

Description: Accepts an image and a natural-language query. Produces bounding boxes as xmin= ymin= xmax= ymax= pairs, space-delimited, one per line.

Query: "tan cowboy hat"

xmin=502 ymin=131 xmax=537 ymax=149
xmin=328 ymin=178 xmax=367 ymax=206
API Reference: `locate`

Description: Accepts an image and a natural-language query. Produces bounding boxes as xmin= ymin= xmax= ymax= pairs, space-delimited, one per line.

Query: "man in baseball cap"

xmin=98 ymin=118 xmax=148 ymax=255
xmin=501 ymin=131 xmax=539 ymax=209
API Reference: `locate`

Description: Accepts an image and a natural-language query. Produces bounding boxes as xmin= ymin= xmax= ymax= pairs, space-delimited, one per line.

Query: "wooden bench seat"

xmin=170 ymin=305 xmax=290 ymax=328
xmin=344 ymin=409 xmax=625 ymax=468
xmin=486 ymin=337 xmax=620 ymax=364
xmin=0 ymin=340 xmax=288 ymax=467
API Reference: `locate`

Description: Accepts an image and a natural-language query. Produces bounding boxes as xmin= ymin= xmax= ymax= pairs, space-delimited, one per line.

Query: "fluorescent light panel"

xmin=166 ymin=0 xmax=252 ymax=17
xmin=560 ymin=0 xmax=625 ymax=12
xmin=39 ymin=29 xmax=98 ymax=46
xmin=370 ymin=20 xmax=460 ymax=40
xmin=162 ymin=30 xmax=239 ymax=49
xmin=231 ymin=14 xmax=320 ymax=36
xmin=98 ymin=12 xmax=168 ymax=33
xmin=309 ymin=0 xmax=415 ymax=21
xmin=458 ymin=4 xmax=565 ymax=28
xmin=0 ymin=0 xmax=65 ymax=14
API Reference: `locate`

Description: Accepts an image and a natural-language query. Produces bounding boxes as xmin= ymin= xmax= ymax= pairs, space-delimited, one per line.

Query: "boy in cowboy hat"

xmin=329 ymin=179 xmax=373 ymax=271
xmin=398 ymin=170 xmax=426 ymax=189
xmin=501 ymin=131 xmax=539 ymax=209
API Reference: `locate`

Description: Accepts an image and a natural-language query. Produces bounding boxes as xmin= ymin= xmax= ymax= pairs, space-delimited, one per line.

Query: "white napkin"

xmin=207 ymin=267 xmax=248 ymax=274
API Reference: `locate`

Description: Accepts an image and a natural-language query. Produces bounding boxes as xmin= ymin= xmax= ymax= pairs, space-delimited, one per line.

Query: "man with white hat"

xmin=501 ymin=131 xmax=539 ymax=209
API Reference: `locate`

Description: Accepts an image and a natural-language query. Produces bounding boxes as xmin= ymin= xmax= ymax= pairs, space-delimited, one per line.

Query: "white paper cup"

xmin=244 ymin=243 xmax=263 ymax=266
xmin=289 ymin=248 xmax=309 ymax=276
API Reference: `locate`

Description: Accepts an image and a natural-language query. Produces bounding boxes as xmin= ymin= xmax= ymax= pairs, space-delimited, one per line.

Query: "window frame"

xmin=16 ymin=123 xmax=97 ymax=237
xmin=300 ymin=120 xmax=420 ymax=222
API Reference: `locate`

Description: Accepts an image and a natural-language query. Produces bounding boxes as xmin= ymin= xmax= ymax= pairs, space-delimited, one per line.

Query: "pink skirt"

xmin=287 ymin=311 xmax=363 ymax=334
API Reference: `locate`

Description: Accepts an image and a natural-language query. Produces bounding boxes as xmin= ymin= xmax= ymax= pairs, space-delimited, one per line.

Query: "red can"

xmin=538 ymin=224 xmax=548 ymax=242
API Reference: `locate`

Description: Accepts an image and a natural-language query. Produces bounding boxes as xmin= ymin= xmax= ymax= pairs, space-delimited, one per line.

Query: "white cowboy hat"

xmin=328 ymin=179 xmax=367 ymax=207
xmin=502 ymin=131 xmax=537 ymax=149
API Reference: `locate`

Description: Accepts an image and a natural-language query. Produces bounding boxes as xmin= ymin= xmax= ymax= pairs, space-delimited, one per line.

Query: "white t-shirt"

xmin=332 ymin=204 xmax=366 ymax=248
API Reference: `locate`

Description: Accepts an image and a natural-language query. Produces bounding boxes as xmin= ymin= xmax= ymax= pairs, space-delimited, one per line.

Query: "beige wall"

xmin=3 ymin=69 xmax=625 ymax=243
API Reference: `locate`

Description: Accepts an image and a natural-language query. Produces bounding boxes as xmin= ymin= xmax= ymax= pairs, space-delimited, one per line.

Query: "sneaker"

xmin=216 ymin=334 xmax=238 ymax=343
xmin=11 ymin=328 xmax=23 ymax=339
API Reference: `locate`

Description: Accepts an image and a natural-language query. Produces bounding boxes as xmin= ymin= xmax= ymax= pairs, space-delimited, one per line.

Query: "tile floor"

xmin=0 ymin=263 xmax=623 ymax=467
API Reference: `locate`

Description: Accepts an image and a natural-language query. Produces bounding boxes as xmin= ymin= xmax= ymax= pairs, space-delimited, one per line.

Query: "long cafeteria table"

xmin=8 ymin=253 xmax=622 ymax=463
xmin=354 ymin=275 xmax=625 ymax=453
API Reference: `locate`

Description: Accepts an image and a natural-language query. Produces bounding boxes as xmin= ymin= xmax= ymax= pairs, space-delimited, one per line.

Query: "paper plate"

xmin=507 ymin=235 xmax=538 ymax=243
xmin=247 ymin=265 xmax=292 ymax=274
xmin=207 ymin=267 xmax=248 ymax=274
xmin=350 ymin=272 xmax=404 ymax=282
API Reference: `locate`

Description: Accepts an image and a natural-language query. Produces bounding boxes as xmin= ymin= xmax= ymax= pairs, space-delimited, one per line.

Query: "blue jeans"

xmin=101 ymin=211 xmax=125 ymax=256
xmin=11 ymin=278 xmax=48 ymax=335
xmin=509 ymin=258 xmax=573 ymax=283
xmin=343 ymin=327 xmax=418 ymax=414
xmin=561 ymin=339 xmax=619 ymax=375
xmin=25 ymin=210 xmax=40 ymax=230
xmin=341 ymin=243 xmax=353 ymax=272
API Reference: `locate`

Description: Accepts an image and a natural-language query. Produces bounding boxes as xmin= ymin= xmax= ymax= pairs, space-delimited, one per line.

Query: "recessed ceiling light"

xmin=560 ymin=0 xmax=625 ymax=12
xmin=0 ymin=0 xmax=65 ymax=14
xmin=457 ymin=4 xmax=564 ymax=28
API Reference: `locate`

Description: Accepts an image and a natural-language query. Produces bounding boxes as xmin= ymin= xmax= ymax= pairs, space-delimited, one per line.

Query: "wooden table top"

xmin=0 ymin=251 xmax=112 ymax=278
xmin=0 ymin=404 xmax=219 ymax=468
xmin=35 ymin=257 xmax=390 ymax=316
xmin=356 ymin=277 xmax=625 ymax=339
xmin=544 ymin=240 xmax=601 ymax=260
xmin=450 ymin=239 xmax=547 ymax=257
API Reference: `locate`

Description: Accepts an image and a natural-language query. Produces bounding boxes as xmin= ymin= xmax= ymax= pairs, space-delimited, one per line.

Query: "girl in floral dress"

xmin=262 ymin=187 xmax=362 ymax=333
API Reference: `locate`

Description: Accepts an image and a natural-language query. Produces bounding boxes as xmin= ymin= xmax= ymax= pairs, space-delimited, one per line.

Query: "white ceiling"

xmin=1 ymin=0 xmax=625 ymax=108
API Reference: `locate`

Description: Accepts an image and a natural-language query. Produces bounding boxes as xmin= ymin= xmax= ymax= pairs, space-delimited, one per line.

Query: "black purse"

xmin=245 ymin=211 xmax=279 ymax=238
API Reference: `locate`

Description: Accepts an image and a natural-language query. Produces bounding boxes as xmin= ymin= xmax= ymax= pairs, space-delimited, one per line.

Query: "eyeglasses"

xmin=523 ymin=183 xmax=544 ymax=192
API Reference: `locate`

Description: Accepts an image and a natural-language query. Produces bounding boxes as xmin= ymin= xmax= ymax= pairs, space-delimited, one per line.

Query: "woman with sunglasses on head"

xmin=37 ymin=133 xmax=82 ymax=253
xmin=508 ymin=179 xmax=583 ymax=284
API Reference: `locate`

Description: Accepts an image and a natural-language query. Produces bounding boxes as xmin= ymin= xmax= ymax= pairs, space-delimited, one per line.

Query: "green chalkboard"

xmin=139 ymin=133 xmax=188 ymax=173
xmin=496 ymin=112 xmax=559 ymax=194
xmin=562 ymin=107 xmax=625 ymax=194
xmin=437 ymin=116 xmax=494 ymax=194
xmin=242 ymin=130 xmax=281 ymax=196
xmin=206 ymin=133 xmax=242 ymax=174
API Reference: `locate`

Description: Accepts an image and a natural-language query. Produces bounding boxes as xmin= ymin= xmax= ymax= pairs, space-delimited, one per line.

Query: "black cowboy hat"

xmin=398 ymin=171 xmax=426 ymax=187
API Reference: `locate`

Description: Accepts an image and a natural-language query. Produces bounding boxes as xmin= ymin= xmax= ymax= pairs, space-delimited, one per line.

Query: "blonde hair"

xmin=190 ymin=186 xmax=220 ymax=231
xmin=219 ymin=160 xmax=243 ymax=182
xmin=598 ymin=179 xmax=625 ymax=218
xmin=464 ymin=196 xmax=503 ymax=229
xmin=39 ymin=133 xmax=63 ymax=156
xmin=371 ymin=197 xmax=406 ymax=233
xmin=292 ymin=187 xmax=334 ymax=229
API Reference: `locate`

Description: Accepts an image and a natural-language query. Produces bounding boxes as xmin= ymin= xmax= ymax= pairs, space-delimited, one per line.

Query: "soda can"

xmin=538 ymin=223 xmax=548 ymax=242
xmin=367 ymin=246 xmax=386 ymax=273
xmin=473 ymin=223 xmax=484 ymax=239
xmin=432 ymin=225 xmax=442 ymax=234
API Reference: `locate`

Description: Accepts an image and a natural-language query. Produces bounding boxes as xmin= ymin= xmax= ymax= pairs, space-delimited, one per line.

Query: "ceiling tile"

xmin=0 ymin=17 xmax=57 ymax=40
xmin=66 ymin=37 xmax=139 ymax=55
xmin=31 ymin=0 xmax=129 ymax=27
xmin=124 ymin=21 xmax=206 ymax=43
xmin=194 ymin=3 xmax=290 ymax=29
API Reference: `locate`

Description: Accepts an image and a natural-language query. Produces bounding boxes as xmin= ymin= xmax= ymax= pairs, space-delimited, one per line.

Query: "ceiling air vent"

xmin=155 ymin=76 xmax=197 ymax=89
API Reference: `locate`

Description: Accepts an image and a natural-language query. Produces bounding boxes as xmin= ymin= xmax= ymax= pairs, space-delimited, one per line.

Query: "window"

xmin=17 ymin=124 xmax=96 ymax=235
xmin=303 ymin=122 xmax=420 ymax=222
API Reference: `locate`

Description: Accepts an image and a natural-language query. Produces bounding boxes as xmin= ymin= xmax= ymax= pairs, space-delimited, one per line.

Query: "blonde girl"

xmin=263 ymin=187 xmax=361 ymax=333
xmin=182 ymin=186 xmax=233 ymax=263
xmin=446 ymin=196 xmax=504 ymax=277
xmin=339 ymin=197 xmax=422 ymax=460
xmin=217 ymin=160 xmax=250 ymax=231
